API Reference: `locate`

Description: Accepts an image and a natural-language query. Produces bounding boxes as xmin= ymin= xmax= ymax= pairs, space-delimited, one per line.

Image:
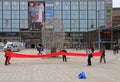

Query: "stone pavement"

xmin=0 ymin=49 xmax=120 ymax=82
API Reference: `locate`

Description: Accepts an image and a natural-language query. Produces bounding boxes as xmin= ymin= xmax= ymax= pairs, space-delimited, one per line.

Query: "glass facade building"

xmin=0 ymin=0 xmax=112 ymax=48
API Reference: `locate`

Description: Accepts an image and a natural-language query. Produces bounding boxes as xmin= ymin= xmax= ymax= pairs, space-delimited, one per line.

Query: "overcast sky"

xmin=113 ymin=0 xmax=120 ymax=7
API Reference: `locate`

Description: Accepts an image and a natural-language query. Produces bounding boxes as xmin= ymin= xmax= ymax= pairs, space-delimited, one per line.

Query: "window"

xmin=63 ymin=11 xmax=70 ymax=19
xmin=80 ymin=1 xmax=87 ymax=10
xmin=88 ymin=1 xmax=96 ymax=10
xmin=71 ymin=11 xmax=79 ymax=19
xmin=80 ymin=11 xmax=87 ymax=19
xmin=71 ymin=2 xmax=78 ymax=10
xmin=12 ymin=2 xmax=19 ymax=10
xmin=20 ymin=2 xmax=28 ymax=10
xmin=12 ymin=11 xmax=19 ymax=19
xmin=54 ymin=2 xmax=61 ymax=10
xmin=63 ymin=2 xmax=70 ymax=10
xmin=3 ymin=1 xmax=11 ymax=10
xmin=88 ymin=11 xmax=96 ymax=19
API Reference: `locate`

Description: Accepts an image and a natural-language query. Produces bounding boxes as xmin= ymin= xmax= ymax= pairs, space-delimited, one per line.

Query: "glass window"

xmin=3 ymin=14 xmax=11 ymax=19
xmin=80 ymin=20 xmax=87 ymax=28
xmin=63 ymin=11 xmax=70 ymax=19
xmin=0 ymin=2 xmax=2 ymax=10
xmin=20 ymin=14 xmax=28 ymax=19
xmin=88 ymin=20 xmax=96 ymax=29
xmin=80 ymin=2 xmax=87 ymax=10
xmin=65 ymin=29 xmax=70 ymax=32
xmin=80 ymin=29 xmax=87 ymax=32
xmin=71 ymin=11 xmax=79 ymax=19
xmin=71 ymin=2 xmax=78 ymax=10
xmin=80 ymin=11 xmax=87 ymax=19
xmin=20 ymin=11 xmax=28 ymax=14
xmin=12 ymin=20 xmax=19 ymax=24
xmin=0 ymin=29 xmax=2 ymax=32
xmin=3 ymin=1 xmax=11 ymax=10
xmin=71 ymin=29 xmax=79 ymax=32
xmin=88 ymin=11 xmax=96 ymax=19
xmin=63 ymin=2 xmax=70 ymax=10
xmin=54 ymin=2 xmax=61 ymax=10
xmin=12 ymin=24 xmax=19 ymax=28
xmin=0 ymin=20 xmax=2 ymax=28
xmin=63 ymin=23 xmax=70 ymax=28
xmin=20 ymin=20 xmax=28 ymax=28
xmin=3 ymin=11 xmax=11 ymax=19
xmin=3 ymin=20 xmax=11 ymax=28
xmin=98 ymin=10 xmax=105 ymax=19
xmin=12 ymin=20 xmax=19 ymax=28
xmin=99 ymin=20 xmax=105 ymax=27
xmin=12 ymin=11 xmax=19 ymax=19
xmin=63 ymin=20 xmax=70 ymax=23
xmin=12 ymin=2 xmax=19 ymax=10
xmin=3 ymin=29 xmax=11 ymax=32
xmin=20 ymin=2 xmax=28 ymax=10
xmin=88 ymin=1 xmax=96 ymax=10
xmin=97 ymin=1 xmax=105 ymax=10
xmin=12 ymin=29 xmax=19 ymax=32
xmin=3 ymin=11 xmax=11 ymax=14
xmin=71 ymin=20 xmax=79 ymax=28
xmin=0 ymin=12 xmax=1 ymax=16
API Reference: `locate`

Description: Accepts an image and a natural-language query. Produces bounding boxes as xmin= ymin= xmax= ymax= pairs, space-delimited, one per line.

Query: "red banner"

xmin=6 ymin=51 xmax=102 ymax=58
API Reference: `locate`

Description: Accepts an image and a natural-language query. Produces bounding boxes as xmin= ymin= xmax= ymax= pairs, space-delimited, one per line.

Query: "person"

xmin=39 ymin=44 xmax=45 ymax=54
xmin=4 ymin=47 xmax=11 ymax=65
xmin=61 ymin=49 xmax=67 ymax=62
xmin=91 ymin=46 xmax=94 ymax=53
xmin=113 ymin=44 xmax=117 ymax=54
xmin=37 ymin=45 xmax=40 ymax=54
xmin=116 ymin=44 xmax=119 ymax=54
xmin=75 ymin=45 xmax=78 ymax=51
xmin=86 ymin=47 xmax=93 ymax=66
xmin=100 ymin=49 xmax=106 ymax=63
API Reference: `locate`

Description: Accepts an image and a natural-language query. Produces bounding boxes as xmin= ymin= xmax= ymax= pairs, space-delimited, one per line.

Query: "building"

xmin=0 ymin=0 xmax=112 ymax=48
xmin=112 ymin=8 xmax=120 ymax=27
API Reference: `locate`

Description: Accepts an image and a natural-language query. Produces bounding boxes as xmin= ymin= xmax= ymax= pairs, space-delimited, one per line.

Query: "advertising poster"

xmin=28 ymin=1 xmax=45 ymax=30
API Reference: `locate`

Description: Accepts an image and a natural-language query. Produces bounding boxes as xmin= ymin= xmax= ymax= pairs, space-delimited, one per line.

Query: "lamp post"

xmin=97 ymin=10 xmax=101 ymax=50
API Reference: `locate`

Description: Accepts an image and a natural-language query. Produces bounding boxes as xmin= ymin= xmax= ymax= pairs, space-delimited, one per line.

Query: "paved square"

xmin=0 ymin=49 xmax=120 ymax=82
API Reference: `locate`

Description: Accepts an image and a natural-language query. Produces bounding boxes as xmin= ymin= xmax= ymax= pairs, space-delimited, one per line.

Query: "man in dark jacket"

xmin=61 ymin=50 xmax=67 ymax=62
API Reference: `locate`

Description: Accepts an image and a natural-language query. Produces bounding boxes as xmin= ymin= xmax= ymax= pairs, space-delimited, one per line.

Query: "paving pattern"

xmin=0 ymin=49 xmax=120 ymax=82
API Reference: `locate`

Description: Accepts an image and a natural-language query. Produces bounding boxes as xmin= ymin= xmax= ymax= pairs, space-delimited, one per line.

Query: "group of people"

xmin=4 ymin=45 xmax=106 ymax=66
xmin=86 ymin=47 xmax=106 ymax=66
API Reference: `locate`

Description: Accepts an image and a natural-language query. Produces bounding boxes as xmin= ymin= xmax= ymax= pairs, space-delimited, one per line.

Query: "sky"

xmin=113 ymin=0 xmax=120 ymax=7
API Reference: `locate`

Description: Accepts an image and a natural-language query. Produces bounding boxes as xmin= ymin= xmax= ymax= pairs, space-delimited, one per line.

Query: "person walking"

xmin=4 ymin=47 xmax=11 ymax=65
xmin=86 ymin=47 xmax=93 ymax=66
xmin=100 ymin=49 xmax=106 ymax=63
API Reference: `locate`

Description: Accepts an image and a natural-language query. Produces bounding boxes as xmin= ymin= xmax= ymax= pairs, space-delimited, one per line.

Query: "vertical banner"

xmin=28 ymin=1 xmax=45 ymax=30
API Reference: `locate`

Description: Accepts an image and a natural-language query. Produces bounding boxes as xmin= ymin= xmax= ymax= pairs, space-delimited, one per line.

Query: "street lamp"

xmin=97 ymin=10 xmax=101 ymax=50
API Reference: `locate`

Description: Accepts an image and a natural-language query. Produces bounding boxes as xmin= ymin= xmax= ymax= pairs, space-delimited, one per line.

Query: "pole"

xmin=98 ymin=10 xmax=101 ymax=50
